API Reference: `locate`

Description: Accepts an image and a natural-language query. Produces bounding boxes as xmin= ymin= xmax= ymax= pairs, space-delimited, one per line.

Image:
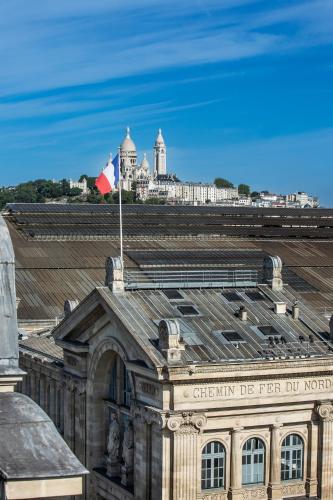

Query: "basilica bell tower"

xmin=153 ymin=128 xmax=166 ymax=178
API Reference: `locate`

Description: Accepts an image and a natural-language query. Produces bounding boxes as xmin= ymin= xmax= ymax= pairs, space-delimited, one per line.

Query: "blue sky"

xmin=0 ymin=0 xmax=332 ymax=205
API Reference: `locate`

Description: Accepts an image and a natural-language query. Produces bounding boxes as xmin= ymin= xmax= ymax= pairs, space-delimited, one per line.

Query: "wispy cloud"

xmin=0 ymin=0 xmax=331 ymax=95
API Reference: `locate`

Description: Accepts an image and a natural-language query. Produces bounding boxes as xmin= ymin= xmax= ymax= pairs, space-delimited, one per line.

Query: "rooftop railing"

xmin=124 ymin=269 xmax=258 ymax=290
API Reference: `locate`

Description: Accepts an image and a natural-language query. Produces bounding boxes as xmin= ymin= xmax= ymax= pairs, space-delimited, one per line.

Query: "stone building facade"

xmin=0 ymin=215 xmax=87 ymax=499
xmin=18 ymin=257 xmax=333 ymax=500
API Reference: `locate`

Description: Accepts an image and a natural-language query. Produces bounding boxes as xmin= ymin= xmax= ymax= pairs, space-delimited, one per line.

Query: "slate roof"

xmin=0 ymin=392 xmax=87 ymax=480
xmin=20 ymin=335 xmax=64 ymax=361
xmin=83 ymin=284 xmax=332 ymax=366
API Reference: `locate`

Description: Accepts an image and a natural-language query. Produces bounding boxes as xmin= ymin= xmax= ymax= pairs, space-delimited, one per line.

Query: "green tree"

xmin=144 ymin=197 xmax=165 ymax=205
xmin=79 ymin=174 xmax=96 ymax=190
xmin=68 ymin=187 xmax=83 ymax=197
xmin=112 ymin=190 xmax=134 ymax=204
xmin=87 ymin=191 xmax=103 ymax=204
xmin=0 ymin=189 xmax=15 ymax=209
xmin=214 ymin=177 xmax=234 ymax=189
xmin=251 ymin=191 xmax=260 ymax=199
xmin=14 ymin=185 xmax=38 ymax=203
xmin=238 ymin=183 xmax=250 ymax=196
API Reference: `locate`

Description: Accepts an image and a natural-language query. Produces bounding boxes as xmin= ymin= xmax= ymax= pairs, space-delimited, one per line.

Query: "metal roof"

xmin=3 ymin=205 xmax=333 ymax=321
xmin=94 ymin=285 xmax=332 ymax=365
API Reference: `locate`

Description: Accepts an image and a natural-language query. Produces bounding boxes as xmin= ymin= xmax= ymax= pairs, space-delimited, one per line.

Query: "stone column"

xmin=268 ymin=423 xmax=282 ymax=499
xmin=167 ymin=412 xmax=206 ymax=500
xmin=316 ymin=403 xmax=333 ymax=500
xmin=229 ymin=427 xmax=243 ymax=499
xmin=306 ymin=420 xmax=318 ymax=497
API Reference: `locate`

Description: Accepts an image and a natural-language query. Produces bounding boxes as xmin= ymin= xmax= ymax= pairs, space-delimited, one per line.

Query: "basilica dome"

xmin=121 ymin=127 xmax=136 ymax=152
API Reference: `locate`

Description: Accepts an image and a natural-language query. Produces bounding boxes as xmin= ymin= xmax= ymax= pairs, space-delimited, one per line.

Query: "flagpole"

xmin=118 ymin=147 xmax=123 ymax=263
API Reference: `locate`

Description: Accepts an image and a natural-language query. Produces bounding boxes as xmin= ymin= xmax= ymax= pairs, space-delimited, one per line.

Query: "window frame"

xmin=281 ymin=434 xmax=304 ymax=481
xmin=201 ymin=440 xmax=226 ymax=491
xmin=242 ymin=437 xmax=265 ymax=486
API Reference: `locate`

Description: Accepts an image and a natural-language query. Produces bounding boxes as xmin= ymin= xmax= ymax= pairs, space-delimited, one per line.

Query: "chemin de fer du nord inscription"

xmin=184 ymin=377 xmax=333 ymax=401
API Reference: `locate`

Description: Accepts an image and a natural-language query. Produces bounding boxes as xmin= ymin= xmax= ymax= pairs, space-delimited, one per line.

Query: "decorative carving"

xmin=165 ymin=411 xmax=207 ymax=433
xmin=158 ymin=319 xmax=185 ymax=362
xmin=241 ymin=487 xmax=266 ymax=499
xmin=134 ymin=406 xmax=164 ymax=428
xmin=200 ymin=493 xmax=227 ymax=500
xmin=316 ymin=403 xmax=333 ymax=421
xmin=121 ymin=422 xmax=134 ymax=487
xmin=107 ymin=413 xmax=120 ymax=460
xmin=281 ymin=482 xmax=304 ymax=495
xmin=64 ymin=299 xmax=79 ymax=317
xmin=122 ymin=422 xmax=134 ymax=469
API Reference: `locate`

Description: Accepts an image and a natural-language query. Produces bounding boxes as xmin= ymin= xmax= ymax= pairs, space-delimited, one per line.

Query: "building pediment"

xmin=53 ymin=288 xmax=165 ymax=370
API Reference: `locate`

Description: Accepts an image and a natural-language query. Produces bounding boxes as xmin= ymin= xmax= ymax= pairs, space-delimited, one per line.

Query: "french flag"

xmin=95 ymin=154 xmax=120 ymax=195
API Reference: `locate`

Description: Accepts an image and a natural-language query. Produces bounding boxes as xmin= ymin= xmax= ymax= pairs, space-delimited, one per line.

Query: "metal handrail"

xmin=124 ymin=269 xmax=258 ymax=290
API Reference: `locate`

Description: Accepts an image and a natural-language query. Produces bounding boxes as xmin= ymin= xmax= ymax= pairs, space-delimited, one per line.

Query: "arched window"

xmin=201 ymin=441 xmax=225 ymax=490
xmin=108 ymin=356 xmax=132 ymax=407
xmin=242 ymin=438 xmax=265 ymax=485
xmin=109 ymin=360 xmax=117 ymax=401
xmin=281 ymin=434 xmax=303 ymax=481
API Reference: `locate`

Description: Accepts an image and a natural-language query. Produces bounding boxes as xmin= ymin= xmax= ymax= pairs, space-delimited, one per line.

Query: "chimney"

xmin=292 ymin=301 xmax=300 ymax=320
xmin=105 ymin=256 xmax=124 ymax=294
xmin=263 ymin=255 xmax=283 ymax=291
xmin=158 ymin=319 xmax=185 ymax=363
xmin=239 ymin=306 xmax=247 ymax=322
xmin=64 ymin=299 xmax=79 ymax=318
xmin=274 ymin=302 xmax=287 ymax=314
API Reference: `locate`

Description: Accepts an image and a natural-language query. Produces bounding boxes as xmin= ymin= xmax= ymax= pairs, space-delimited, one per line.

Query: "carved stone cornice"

xmin=316 ymin=403 xmax=333 ymax=421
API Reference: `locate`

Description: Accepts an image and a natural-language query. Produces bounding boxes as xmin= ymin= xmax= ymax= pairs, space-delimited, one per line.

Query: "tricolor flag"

xmin=95 ymin=154 xmax=120 ymax=195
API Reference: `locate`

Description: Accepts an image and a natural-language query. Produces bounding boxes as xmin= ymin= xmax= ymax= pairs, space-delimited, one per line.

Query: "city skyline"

xmin=0 ymin=0 xmax=332 ymax=205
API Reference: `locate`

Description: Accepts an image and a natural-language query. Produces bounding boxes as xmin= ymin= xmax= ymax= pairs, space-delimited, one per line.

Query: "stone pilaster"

xmin=306 ymin=420 xmax=318 ymax=497
xmin=167 ymin=412 xmax=206 ymax=500
xmin=316 ymin=402 xmax=333 ymax=500
xmin=228 ymin=427 xmax=243 ymax=500
xmin=268 ymin=424 xmax=283 ymax=499
xmin=64 ymin=380 xmax=76 ymax=450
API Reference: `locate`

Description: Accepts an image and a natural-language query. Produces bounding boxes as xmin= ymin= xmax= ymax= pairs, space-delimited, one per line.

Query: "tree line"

xmin=0 ymin=176 xmax=254 ymax=210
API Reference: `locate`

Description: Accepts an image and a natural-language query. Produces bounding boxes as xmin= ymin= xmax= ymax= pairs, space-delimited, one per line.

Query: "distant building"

xmin=119 ymin=127 xmax=167 ymax=190
xmin=69 ymin=177 xmax=90 ymax=194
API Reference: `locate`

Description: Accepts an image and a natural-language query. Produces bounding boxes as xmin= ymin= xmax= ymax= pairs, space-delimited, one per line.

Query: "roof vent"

xmin=158 ymin=319 xmax=185 ymax=362
xmin=238 ymin=306 xmax=247 ymax=322
xmin=274 ymin=302 xmax=287 ymax=315
xmin=292 ymin=300 xmax=300 ymax=320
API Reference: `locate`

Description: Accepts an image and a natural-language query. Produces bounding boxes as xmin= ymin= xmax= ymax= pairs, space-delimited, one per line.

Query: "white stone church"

xmin=119 ymin=127 xmax=167 ymax=191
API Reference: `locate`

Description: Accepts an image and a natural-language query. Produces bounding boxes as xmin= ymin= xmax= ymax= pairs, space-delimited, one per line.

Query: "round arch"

xmin=86 ymin=338 xmax=135 ymax=476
